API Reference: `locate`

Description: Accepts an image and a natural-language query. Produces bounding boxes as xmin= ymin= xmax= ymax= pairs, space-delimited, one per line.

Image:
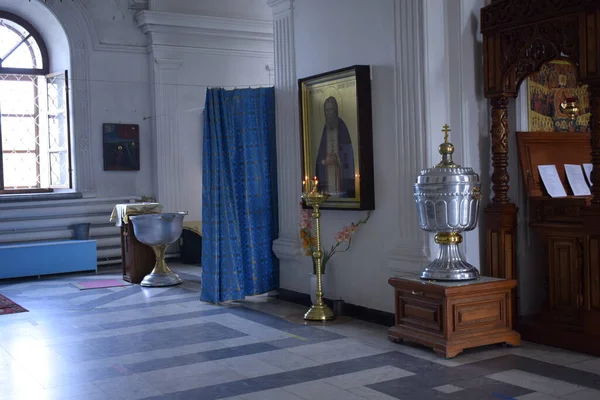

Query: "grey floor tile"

xmin=348 ymin=386 xmax=402 ymax=400
xmin=49 ymin=342 xmax=108 ymax=362
xmin=487 ymin=369 xmax=584 ymax=396
xmin=3 ymin=266 xmax=598 ymax=400
xmin=252 ymin=349 xmax=320 ymax=371
xmin=561 ymin=388 xmax=600 ymax=400
xmin=516 ymin=393 xmax=561 ymax=399
xmin=322 ymin=365 xmax=414 ymax=389
xmin=283 ymin=380 xmax=368 ymax=400
xmin=530 ymin=350 xmax=595 ymax=366
xmin=568 ymin=358 xmax=600 ymax=375
xmin=433 ymin=384 xmax=463 ymax=393
xmin=240 ymin=387 xmax=305 ymax=399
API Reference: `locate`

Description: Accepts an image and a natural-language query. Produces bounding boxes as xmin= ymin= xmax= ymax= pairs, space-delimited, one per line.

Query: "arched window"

xmin=0 ymin=11 xmax=71 ymax=193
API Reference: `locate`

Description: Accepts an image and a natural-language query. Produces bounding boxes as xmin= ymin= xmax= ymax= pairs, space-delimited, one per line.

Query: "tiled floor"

xmin=1 ymin=263 xmax=600 ymax=400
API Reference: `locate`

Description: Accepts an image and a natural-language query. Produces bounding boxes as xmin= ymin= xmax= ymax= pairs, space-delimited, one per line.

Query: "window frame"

xmin=0 ymin=11 xmax=49 ymax=75
xmin=0 ymin=10 xmax=57 ymax=195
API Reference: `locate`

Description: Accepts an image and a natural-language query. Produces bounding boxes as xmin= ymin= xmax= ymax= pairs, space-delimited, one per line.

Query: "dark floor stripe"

xmin=97 ymin=309 xmax=229 ymax=330
xmin=73 ymin=285 xmax=144 ymax=309
xmin=123 ymin=342 xmax=278 ymax=373
xmin=139 ymin=352 xmax=409 ymax=400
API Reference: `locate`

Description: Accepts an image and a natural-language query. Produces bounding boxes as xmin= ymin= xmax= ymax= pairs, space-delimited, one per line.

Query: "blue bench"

xmin=0 ymin=240 xmax=97 ymax=280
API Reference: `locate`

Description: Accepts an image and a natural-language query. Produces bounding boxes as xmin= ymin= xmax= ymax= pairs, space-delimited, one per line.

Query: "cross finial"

xmin=441 ymin=124 xmax=451 ymax=143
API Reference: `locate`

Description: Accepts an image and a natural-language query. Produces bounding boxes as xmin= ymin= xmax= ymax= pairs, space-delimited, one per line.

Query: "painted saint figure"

xmin=315 ymin=96 xmax=355 ymax=198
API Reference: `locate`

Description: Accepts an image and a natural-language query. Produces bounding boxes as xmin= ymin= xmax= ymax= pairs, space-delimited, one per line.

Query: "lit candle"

xmin=302 ymin=180 xmax=306 ymax=192
xmin=313 ymin=176 xmax=319 ymax=191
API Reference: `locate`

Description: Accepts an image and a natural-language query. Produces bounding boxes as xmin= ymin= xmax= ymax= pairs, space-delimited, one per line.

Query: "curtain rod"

xmin=208 ymin=85 xmax=274 ymax=89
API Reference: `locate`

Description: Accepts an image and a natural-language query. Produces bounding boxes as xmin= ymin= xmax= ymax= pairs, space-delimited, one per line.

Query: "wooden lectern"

xmin=516 ymin=132 xmax=600 ymax=354
xmin=110 ymin=203 xmax=161 ymax=284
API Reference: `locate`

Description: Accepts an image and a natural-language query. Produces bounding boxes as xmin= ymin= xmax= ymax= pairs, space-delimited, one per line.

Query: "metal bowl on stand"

xmin=129 ymin=212 xmax=187 ymax=287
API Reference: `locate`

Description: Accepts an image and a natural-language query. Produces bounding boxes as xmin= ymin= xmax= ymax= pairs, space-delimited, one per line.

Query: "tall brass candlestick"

xmin=301 ymin=182 xmax=335 ymax=321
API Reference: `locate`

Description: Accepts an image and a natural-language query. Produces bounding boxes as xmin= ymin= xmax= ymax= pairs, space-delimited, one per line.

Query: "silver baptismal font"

xmin=414 ymin=125 xmax=481 ymax=281
xmin=129 ymin=212 xmax=187 ymax=287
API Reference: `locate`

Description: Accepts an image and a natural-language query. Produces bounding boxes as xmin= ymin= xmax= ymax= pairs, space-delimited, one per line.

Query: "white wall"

xmin=274 ymin=0 xmax=490 ymax=313
xmin=286 ymin=0 xmax=399 ymax=312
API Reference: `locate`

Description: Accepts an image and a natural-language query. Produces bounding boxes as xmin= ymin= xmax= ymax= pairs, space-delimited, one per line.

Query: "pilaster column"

xmin=388 ymin=0 xmax=429 ymax=272
xmin=268 ymin=0 xmax=301 ymax=259
xmin=48 ymin=1 xmax=96 ymax=196
xmin=70 ymin=38 xmax=95 ymax=196
xmin=150 ymin=57 xmax=183 ymax=212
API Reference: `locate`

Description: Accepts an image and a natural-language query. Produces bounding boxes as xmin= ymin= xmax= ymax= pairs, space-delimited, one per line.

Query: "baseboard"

xmin=276 ymin=288 xmax=395 ymax=327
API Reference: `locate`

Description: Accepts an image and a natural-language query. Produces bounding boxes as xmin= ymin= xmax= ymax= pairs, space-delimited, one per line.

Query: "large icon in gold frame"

xmin=298 ymin=65 xmax=375 ymax=210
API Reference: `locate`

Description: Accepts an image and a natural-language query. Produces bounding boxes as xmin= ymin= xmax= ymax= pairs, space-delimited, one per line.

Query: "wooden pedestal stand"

xmin=388 ymin=276 xmax=521 ymax=358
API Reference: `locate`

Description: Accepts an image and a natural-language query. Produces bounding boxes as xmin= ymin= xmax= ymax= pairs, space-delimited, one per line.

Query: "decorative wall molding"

xmin=267 ymin=0 xmax=302 ymax=260
xmin=136 ymin=11 xmax=273 ymax=53
xmin=136 ymin=11 xmax=273 ymax=34
xmin=146 ymin=44 xmax=273 ymax=58
xmin=267 ymin=0 xmax=294 ymax=17
xmin=76 ymin=0 xmax=148 ymax=53
xmin=149 ymin=57 xmax=183 ymax=213
xmin=388 ymin=0 xmax=430 ymax=267
xmin=128 ymin=0 xmax=148 ymax=11
xmin=47 ymin=0 xmax=96 ymax=196
xmin=266 ymin=63 xmax=275 ymax=84
xmin=94 ymin=43 xmax=147 ymax=53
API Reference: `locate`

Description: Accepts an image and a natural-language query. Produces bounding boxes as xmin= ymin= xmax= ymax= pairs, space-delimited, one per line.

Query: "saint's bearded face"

xmin=324 ymin=98 xmax=339 ymax=129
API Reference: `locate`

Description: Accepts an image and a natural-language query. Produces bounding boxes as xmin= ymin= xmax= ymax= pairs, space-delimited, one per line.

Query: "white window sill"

xmin=0 ymin=191 xmax=83 ymax=203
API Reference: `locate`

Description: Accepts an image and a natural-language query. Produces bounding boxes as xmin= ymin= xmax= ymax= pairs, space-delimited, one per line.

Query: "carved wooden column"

xmin=490 ymin=97 xmax=510 ymax=204
xmin=590 ymin=83 xmax=600 ymax=200
xmin=485 ymin=96 xmax=517 ymax=281
xmin=583 ymin=82 xmax=600 ymax=334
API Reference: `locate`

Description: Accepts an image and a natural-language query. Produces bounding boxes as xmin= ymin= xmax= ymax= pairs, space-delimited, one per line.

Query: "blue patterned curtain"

xmin=201 ymin=87 xmax=278 ymax=303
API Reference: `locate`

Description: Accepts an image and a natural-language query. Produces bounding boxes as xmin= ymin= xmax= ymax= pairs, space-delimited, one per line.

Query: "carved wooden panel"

xmin=482 ymin=0 xmax=597 ymax=34
xmin=491 ymin=97 xmax=510 ymax=203
xmin=587 ymin=235 xmax=600 ymax=309
xmin=451 ymin=294 xmax=506 ymax=334
xmin=485 ymin=204 xmax=517 ymax=280
xmin=397 ymin=292 xmax=443 ymax=334
xmin=548 ymin=237 xmax=583 ymax=311
xmin=482 ymin=2 xmax=600 ymax=96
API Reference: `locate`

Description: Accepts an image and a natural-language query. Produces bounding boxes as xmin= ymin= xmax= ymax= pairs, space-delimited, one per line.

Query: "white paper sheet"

xmin=565 ymin=164 xmax=591 ymax=196
xmin=583 ymin=163 xmax=594 ymax=186
xmin=538 ymin=165 xmax=567 ymax=198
